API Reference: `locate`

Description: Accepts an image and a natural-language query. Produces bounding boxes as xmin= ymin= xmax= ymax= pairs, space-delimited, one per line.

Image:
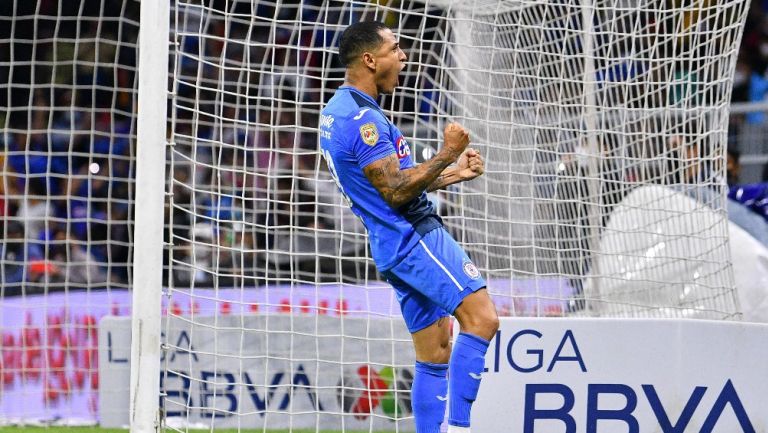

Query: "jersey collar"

xmin=340 ymin=85 xmax=380 ymax=107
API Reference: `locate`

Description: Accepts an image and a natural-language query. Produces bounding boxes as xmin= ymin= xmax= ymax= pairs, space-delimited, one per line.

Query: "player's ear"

xmin=362 ymin=51 xmax=376 ymax=71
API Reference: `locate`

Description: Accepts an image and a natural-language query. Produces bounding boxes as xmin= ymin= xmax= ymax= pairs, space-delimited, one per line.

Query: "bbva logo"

xmin=523 ymin=380 xmax=755 ymax=433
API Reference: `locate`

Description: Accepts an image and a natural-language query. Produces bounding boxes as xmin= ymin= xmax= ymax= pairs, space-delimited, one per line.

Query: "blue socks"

xmin=412 ymin=361 xmax=449 ymax=433
xmin=411 ymin=333 xmax=490 ymax=431
xmin=448 ymin=332 xmax=490 ymax=428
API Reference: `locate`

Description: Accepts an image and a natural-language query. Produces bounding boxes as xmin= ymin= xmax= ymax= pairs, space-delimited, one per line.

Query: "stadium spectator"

xmin=17 ymin=179 xmax=54 ymax=241
xmin=50 ymin=229 xmax=109 ymax=287
xmin=739 ymin=11 xmax=768 ymax=124
xmin=728 ymin=148 xmax=743 ymax=187
xmin=1 ymin=222 xmax=28 ymax=295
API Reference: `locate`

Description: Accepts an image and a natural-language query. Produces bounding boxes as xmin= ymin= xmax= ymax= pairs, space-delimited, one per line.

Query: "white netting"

xmin=160 ymin=0 xmax=749 ymax=430
xmin=440 ymin=1 xmax=747 ymax=318
xmin=0 ymin=0 xmax=752 ymax=429
xmin=0 ymin=0 xmax=138 ymax=424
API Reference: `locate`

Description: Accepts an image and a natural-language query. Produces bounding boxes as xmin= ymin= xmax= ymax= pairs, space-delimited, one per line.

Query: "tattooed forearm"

xmin=364 ymin=151 xmax=456 ymax=208
xmin=427 ymin=166 xmax=465 ymax=192
xmin=429 ymin=175 xmax=445 ymax=191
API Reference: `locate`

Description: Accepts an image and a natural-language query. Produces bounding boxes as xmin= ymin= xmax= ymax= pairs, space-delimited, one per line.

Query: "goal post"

xmin=130 ymin=0 xmax=170 ymax=432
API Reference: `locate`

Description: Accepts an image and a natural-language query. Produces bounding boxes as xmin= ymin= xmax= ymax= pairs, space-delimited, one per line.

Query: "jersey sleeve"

xmin=350 ymin=110 xmax=396 ymax=169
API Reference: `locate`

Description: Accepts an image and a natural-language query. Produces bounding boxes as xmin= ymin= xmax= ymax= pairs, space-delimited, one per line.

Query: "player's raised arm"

xmin=363 ymin=122 xmax=469 ymax=208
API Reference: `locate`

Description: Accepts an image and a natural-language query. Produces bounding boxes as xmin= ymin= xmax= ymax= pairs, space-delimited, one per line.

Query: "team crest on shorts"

xmin=463 ymin=260 xmax=480 ymax=280
xmin=396 ymin=136 xmax=411 ymax=159
xmin=359 ymin=123 xmax=378 ymax=146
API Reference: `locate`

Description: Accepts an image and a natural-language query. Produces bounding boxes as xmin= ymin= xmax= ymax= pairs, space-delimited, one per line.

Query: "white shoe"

xmin=447 ymin=426 xmax=471 ymax=433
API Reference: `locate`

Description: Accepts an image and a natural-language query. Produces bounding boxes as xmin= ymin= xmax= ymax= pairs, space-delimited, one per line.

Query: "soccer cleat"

xmin=447 ymin=426 xmax=471 ymax=433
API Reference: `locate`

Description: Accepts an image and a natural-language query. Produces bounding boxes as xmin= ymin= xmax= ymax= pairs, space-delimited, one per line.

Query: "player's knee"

xmin=438 ymin=343 xmax=452 ymax=364
xmin=479 ymin=309 xmax=499 ymax=337
xmin=419 ymin=344 xmax=451 ymax=364
xmin=414 ymin=332 xmax=452 ymax=363
xmin=439 ymin=330 xmax=451 ymax=348
xmin=460 ymin=308 xmax=499 ymax=341
xmin=488 ymin=312 xmax=500 ymax=335
xmin=433 ymin=337 xmax=452 ymax=363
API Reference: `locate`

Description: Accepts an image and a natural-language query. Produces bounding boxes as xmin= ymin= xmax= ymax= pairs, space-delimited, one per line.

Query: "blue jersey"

xmin=319 ymin=86 xmax=442 ymax=270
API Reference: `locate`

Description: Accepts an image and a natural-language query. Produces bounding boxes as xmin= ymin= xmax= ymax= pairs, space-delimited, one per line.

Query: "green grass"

xmin=0 ymin=428 xmax=384 ymax=433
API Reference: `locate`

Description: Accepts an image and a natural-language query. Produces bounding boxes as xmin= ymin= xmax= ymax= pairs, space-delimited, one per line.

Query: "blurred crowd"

xmin=1 ymin=0 xmax=138 ymax=295
xmin=730 ymin=1 xmax=768 ymax=183
xmin=0 ymin=0 xmax=375 ymax=295
xmin=733 ymin=1 xmax=768 ymax=110
xmin=161 ymin=0 xmax=378 ymax=288
xmin=726 ymin=1 xmax=768 ymax=241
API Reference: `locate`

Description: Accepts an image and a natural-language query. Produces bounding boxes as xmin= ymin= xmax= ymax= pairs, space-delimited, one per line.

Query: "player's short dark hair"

xmin=338 ymin=21 xmax=389 ymax=67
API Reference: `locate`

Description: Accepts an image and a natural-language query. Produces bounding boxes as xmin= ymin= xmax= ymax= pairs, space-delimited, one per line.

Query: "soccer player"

xmin=319 ymin=21 xmax=499 ymax=433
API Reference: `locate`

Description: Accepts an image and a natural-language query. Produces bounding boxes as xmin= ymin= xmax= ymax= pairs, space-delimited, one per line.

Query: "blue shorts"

xmin=382 ymin=227 xmax=487 ymax=333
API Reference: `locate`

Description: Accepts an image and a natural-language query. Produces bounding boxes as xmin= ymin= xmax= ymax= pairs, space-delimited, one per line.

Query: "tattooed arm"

xmin=363 ymin=123 xmax=469 ymax=208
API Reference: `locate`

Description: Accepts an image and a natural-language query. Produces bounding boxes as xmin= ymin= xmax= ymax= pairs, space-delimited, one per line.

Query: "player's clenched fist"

xmin=443 ymin=122 xmax=470 ymax=159
xmin=457 ymin=148 xmax=485 ymax=180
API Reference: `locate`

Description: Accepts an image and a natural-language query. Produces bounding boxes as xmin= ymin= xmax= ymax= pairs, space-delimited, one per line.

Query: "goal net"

xmin=435 ymin=0 xmax=747 ymax=318
xmin=0 ymin=0 xmax=751 ymax=429
xmin=158 ymin=0 xmax=748 ymax=430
